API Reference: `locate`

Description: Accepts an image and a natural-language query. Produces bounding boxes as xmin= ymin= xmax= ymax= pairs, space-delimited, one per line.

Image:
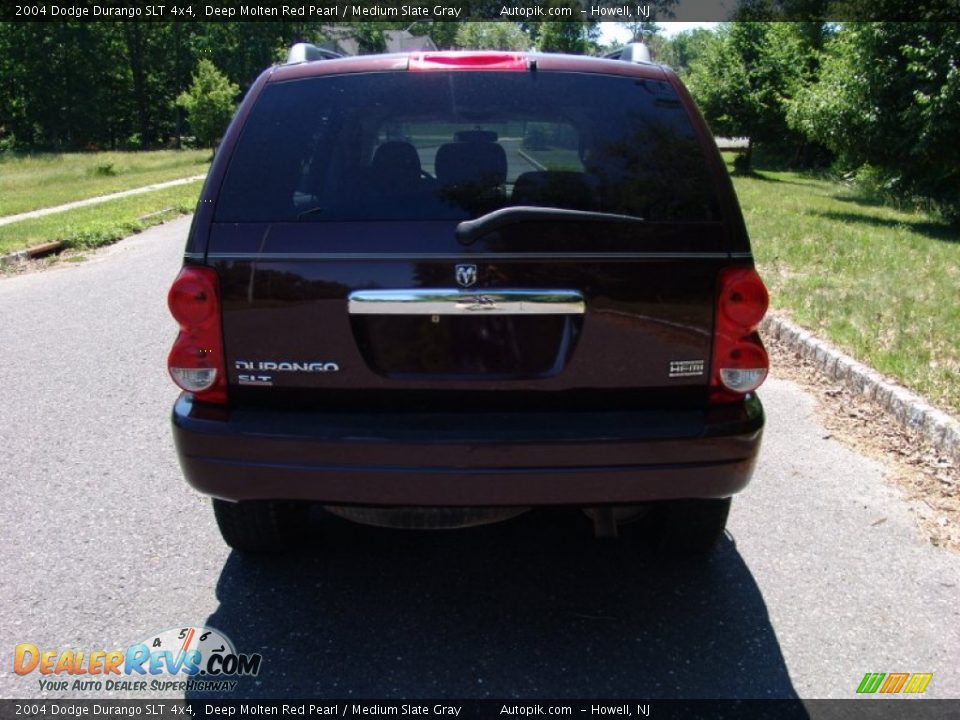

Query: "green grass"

xmin=728 ymin=161 xmax=960 ymax=415
xmin=0 ymin=181 xmax=203 ymax=255
xmin=0 ymin=150 xmax=210 ymax=217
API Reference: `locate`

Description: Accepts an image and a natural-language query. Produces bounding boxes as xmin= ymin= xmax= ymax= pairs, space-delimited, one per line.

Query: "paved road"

xmin=1 ymin=218 xmax=958 ymax=701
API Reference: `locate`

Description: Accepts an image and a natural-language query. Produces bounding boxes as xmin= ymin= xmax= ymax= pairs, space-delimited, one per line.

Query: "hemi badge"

xmin=669 ymin=359 xmax=705 ymax=378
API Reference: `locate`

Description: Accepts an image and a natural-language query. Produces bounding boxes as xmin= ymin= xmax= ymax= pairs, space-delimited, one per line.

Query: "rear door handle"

xmin=347 ymin=289 xmax=585 ymax=315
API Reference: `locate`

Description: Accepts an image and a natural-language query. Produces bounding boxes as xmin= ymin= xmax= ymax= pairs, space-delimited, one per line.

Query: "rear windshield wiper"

xmin=455 ymin=206 xmax=644 ymax=245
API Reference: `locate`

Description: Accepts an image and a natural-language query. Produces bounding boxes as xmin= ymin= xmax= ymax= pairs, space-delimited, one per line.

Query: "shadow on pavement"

xmin=187 ymin=508 xmax=800 ymax=700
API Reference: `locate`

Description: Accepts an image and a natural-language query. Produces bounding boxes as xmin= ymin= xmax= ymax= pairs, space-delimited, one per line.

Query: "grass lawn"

xmin=729 ymin=162 xmax=960 ymax=415
xmin=0 ymin=150 xmax=210 ymax=217
xmin=0 ymin=181 xmax=203 ymax=256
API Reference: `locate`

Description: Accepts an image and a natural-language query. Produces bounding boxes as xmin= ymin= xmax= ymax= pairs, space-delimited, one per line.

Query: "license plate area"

xmin=348 ymin=289 xmax=584 ymax=380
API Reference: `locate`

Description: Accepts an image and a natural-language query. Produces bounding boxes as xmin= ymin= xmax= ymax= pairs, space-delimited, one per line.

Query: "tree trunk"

xmin=124 ymin=24 xmax=151 ymax=148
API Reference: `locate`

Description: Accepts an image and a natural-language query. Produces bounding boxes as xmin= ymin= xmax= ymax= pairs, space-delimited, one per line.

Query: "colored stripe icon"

xmin=857 ymin=672 xmax=933 ymax=694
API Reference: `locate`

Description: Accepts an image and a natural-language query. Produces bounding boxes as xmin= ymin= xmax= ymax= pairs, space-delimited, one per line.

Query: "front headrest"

xmin=435 ymin=142 xmax=508 ymax=187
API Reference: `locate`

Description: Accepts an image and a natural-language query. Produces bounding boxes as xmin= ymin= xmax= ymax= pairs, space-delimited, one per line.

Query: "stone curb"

xmin=761 ymin=314 xmax=960 ymax=465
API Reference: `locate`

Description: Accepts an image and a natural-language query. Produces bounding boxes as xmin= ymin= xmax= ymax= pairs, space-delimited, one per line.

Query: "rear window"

xmin=215 ymin=71 xmax=720 ymax=223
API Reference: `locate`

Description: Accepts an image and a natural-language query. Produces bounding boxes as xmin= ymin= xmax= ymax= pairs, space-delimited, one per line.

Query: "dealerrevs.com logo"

xmin=14 ymin=626 xmax=261 ymax=693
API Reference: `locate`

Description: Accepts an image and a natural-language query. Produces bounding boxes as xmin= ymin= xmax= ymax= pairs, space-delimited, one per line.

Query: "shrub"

xmin=176 ymin=60 xmax=239 ymax=149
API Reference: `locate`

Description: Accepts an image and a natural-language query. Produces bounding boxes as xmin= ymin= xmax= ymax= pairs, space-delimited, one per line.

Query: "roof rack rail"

xmin=284 ymin=43 xmax=343 ymax=65
xmin=604 ymin=42 xmax=653 ymax=65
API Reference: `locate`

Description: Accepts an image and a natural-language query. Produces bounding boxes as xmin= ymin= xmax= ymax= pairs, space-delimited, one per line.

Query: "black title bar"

xmin=2 ymin=0 xmax=959 ymax=22
xmin=4 ymin=700 xmax=960 ymax=720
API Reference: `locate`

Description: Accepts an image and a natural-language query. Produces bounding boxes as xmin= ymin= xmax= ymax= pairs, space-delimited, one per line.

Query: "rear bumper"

xmin=172 ymin=395 xmax=764 ymax=505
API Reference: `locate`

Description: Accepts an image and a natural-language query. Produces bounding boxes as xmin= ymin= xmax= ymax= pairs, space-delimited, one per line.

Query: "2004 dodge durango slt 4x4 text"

xmin=168 ymin=44 xmax=770 ymax=554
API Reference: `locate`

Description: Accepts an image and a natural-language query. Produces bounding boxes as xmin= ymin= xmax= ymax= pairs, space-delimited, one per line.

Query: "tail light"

xmin=711 ymin=267 xmax=769 ymax=404
xmin=167 ymin=266 xmax=227 ymax=405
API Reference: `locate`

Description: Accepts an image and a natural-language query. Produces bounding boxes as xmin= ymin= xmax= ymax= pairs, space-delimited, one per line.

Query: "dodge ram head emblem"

xmin=455 ymin=264 xmax=477 ymax=288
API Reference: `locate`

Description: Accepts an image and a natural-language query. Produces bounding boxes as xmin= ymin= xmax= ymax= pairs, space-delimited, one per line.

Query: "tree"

xmin=176 ymin=60 xmax=239 ymax=148
xmin=350 ymin=23 xmax=387 ymax=54
xmin=660 ymin=27 xmax=715 ymax=74
xmin=454 ymin=22 xmax=530 ymax=50
xmin=406 ymin=22 xmax=458 ymax=50
xmin=536 ymin=2 xmax=593 ymax=55
xmin=537 ymin=23 xmax=583 ymax=54
xmin=685 ymin=23 xmax=809 ymax=172
xmin=0 ymin=22 xmax=134 ymax=149
xmin=619 ymin=21 xmax=660 ymax=43
xmin=788 ymin=22 xmax=960 ymax=220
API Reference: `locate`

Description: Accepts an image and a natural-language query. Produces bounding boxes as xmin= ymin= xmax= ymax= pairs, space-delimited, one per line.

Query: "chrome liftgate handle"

xmin=347 ymin=289 xmax=585 ymax=316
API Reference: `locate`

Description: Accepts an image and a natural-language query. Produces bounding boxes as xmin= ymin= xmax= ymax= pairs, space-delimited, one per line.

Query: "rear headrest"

xmin=370 ymin=141 xmax=422 ymax=186
xmin=511 ymin=171 xmax=598 ymax=211
xmin=435 ymin=142 xmax=507 ymax=188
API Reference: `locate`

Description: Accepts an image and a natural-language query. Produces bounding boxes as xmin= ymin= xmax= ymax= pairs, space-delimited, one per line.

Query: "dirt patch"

xmin=1 ymin=249 xmax=91 ymax=276
xmin=767 ymin=338 xmax=960 ymax=552
xmin=0 ymin=235 xmax=149 ymax=277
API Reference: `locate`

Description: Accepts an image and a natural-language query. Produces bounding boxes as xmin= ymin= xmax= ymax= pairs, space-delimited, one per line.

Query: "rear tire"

xmin=212 ymin=499 xmax=311 ymax=553
xmin=649 ymin=498 xmax=731 ymax=556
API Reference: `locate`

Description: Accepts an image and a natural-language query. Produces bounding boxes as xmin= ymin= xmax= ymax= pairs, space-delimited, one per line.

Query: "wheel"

xmin=649 ymin=498 xmax=731 ymax=556
xmin=211 ymin=499 xmax=311 ymax=553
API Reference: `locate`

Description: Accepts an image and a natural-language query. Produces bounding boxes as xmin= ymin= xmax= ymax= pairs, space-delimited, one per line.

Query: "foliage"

xmin=454 ymin=23 xmax=530 ymax=51
xmin=407 ymin=22 xmax=458 ymax=50
xmin=350 ymin=23 xmax=387 ymax=54
xmin=91 ymin=163 xmax=117 ymax=177
xmin=685 ymin=23 xmax=811 ymax=172
xmin=660 ymin=28 xmax=717 ymax=74
xmin=0 ymin=22 xmax=303 ymax=150
xmin=537 ymin=4 xmax=592 ymax=54
xmin=619 ymin=21 xmax=660 ymax=43
xmin=787 ymin=22 xmax=960 ymax=221
xmin=176 ymin=60 xmax=239 ymax=148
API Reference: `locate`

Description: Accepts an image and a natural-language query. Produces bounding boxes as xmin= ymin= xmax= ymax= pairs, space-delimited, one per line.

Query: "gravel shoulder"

xmin=765 ymin=338 xmax=960 ymax=553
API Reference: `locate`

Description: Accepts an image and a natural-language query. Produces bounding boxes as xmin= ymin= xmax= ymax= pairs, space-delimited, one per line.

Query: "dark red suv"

xmin=168 ymin=45 xmax=769 ymax=554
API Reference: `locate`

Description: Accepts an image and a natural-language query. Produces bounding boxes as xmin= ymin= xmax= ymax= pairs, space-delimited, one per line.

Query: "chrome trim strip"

xmin=205 ymin=252 xmax=732 ymax=261
xmin=348 ymin=289 xmax=585 ymax=315
xmin=183 ymin=252 xmax=205 ymax=260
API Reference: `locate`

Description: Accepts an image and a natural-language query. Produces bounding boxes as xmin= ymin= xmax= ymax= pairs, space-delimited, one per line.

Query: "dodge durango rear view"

xmin=168 ymin=45 xmax=769 ymax=555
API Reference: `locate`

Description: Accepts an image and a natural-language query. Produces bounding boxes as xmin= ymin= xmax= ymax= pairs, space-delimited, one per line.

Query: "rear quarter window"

xmin=215 ymin=70 xmax=721 ymax=224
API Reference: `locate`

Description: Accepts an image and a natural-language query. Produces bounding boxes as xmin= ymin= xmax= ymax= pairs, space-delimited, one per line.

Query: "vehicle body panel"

xmin=173 ymin=394 xmax=763 ymax=505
